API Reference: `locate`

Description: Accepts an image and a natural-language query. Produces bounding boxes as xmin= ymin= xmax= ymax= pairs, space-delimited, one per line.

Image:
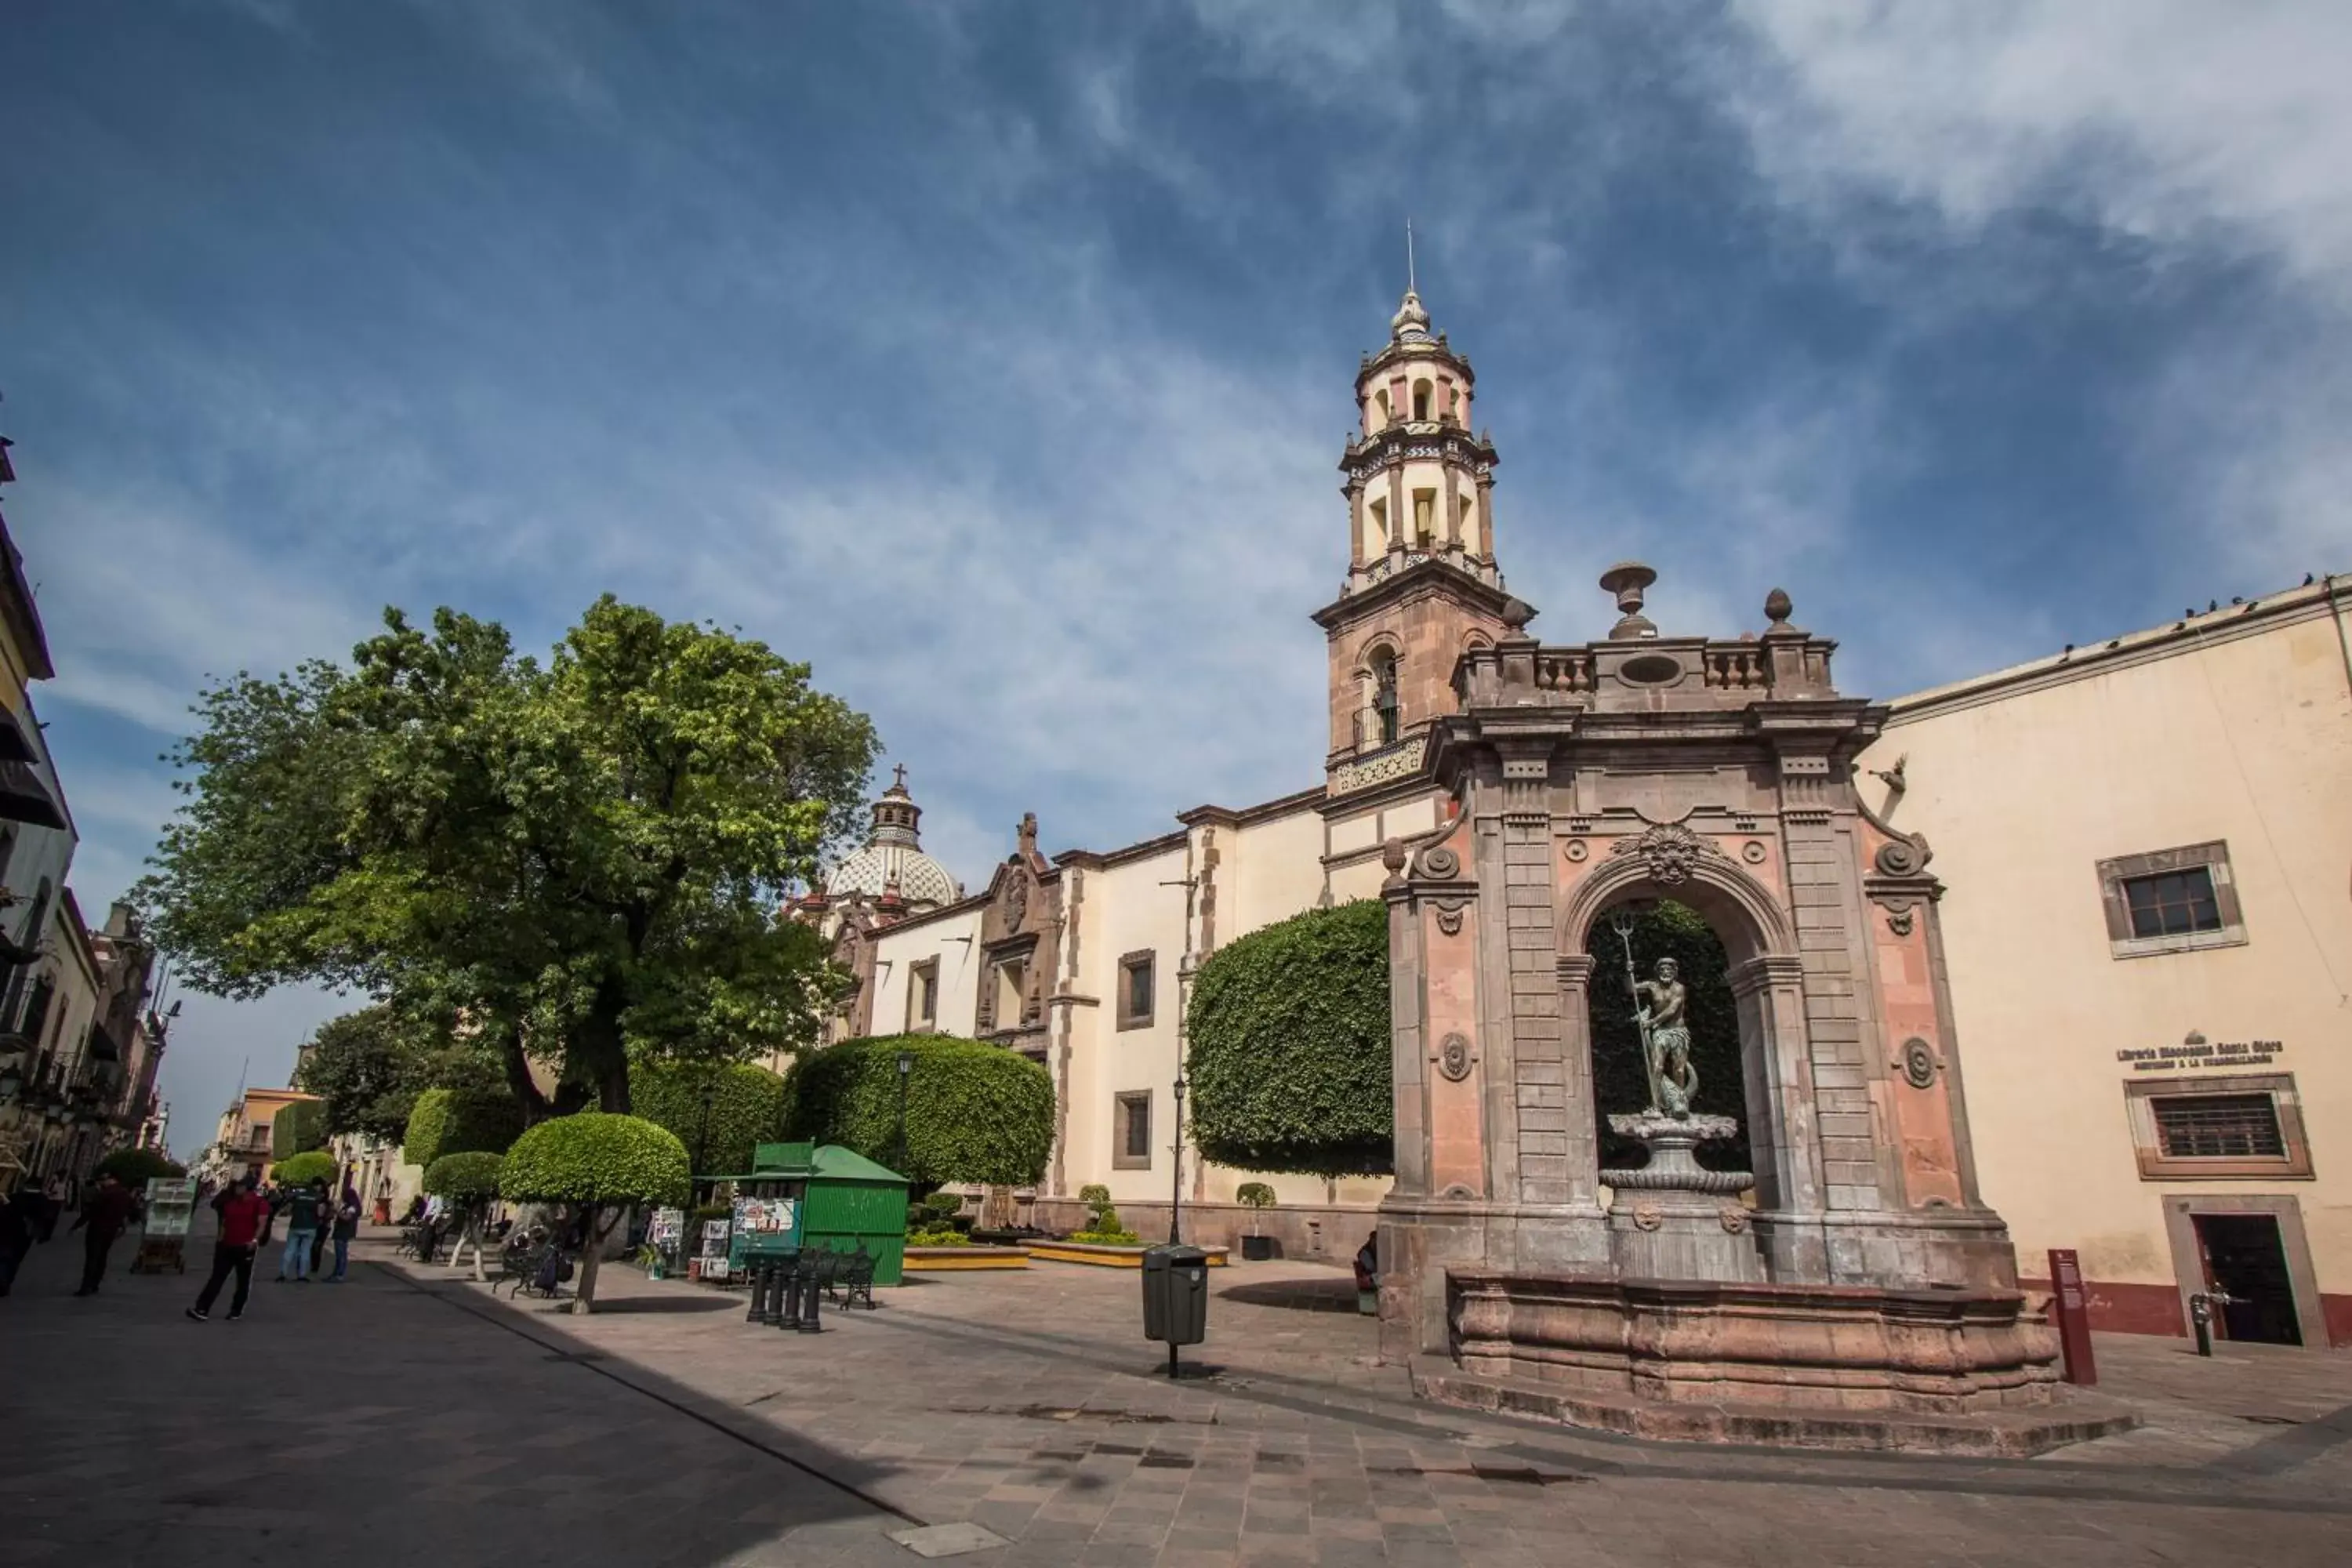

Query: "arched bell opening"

xmin=1584 ymin=898 xmax=1750 ymax=1176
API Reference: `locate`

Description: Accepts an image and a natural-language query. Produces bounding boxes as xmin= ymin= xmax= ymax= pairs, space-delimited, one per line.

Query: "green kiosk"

xmin=707 ymin=1142 xmax=912 ymax=1286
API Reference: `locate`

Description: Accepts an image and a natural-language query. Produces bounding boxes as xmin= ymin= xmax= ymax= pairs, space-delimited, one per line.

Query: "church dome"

xmin=823 ymin=768 xmax=963 ymax=912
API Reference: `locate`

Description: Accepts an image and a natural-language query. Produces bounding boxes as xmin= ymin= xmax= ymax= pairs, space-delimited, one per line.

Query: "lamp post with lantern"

xmin=895 ymin=1048 xmax=913 ymax=1177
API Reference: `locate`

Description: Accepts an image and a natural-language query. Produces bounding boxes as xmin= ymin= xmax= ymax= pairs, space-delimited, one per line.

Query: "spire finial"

xmin=892 ymin=763 xmax=908 ymax=791
xmin=1406 ymin=217 xmax=1416 ymax=295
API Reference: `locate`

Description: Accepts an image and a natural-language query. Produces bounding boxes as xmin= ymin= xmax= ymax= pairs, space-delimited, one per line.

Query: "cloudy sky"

xmin=4 ymin=1 xmax=2346 ymax=1156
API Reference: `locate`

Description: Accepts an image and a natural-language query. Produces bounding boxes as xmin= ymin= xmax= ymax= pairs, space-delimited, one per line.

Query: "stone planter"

xmin=902 ymin=1244 xmax=1029 ymax=1272
xmin=1240 ymin=1236 xmax=1278 ymax=1261
xmin=1029 ymin=1240 xmax=1230 ymax=1269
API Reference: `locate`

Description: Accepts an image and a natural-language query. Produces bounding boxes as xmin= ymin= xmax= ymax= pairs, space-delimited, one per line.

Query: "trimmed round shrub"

xmin=1185 ymin=899 xmax=1392 ymax=1178
xmin=402 ymin=1087 xmax=524 ymax=1171
xmin=96 ymin=1148 xmax=185 ymax=1185
xmin=422 ymin=1151 xmax=506 ymax=1200
xmin=498 ymin=1113 xmax=691 ymax=1209
xmin=628 ymin=1061 xmax=787 ymax=1176
xmin=784 ymin=1034 xmax=1052 ymax=1187
xmin=270 ymin=1099 xmax=325 ymax=1160
xmin=271 ymin=1149 xmax=337 ymax=1186
xmin=1235 ymin=1181 xmax=1276 ymax=1210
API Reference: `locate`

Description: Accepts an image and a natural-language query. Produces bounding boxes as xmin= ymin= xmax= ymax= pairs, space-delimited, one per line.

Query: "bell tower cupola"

xmin=1314 ymin=280 xmax=1530 ymax=781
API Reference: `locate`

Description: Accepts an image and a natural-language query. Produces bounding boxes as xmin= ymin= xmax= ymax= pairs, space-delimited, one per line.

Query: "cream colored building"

xmin=812 ymin=291 xmax=2350 ymax=1342
xmin=1856 ymin=583 xmax=2352 ymax=1348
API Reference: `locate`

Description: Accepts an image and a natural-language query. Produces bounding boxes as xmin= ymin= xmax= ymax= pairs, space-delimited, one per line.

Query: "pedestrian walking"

xmin=308 ymin=1179 xmax=331 ymax=1276
xmin=0 ymin=1185 xmax=38 ymax=1296
xmin=187 ymin=1174 xmax=271 ymax=1322
xmin=328 ymin=1184 xmax=361 ymax=1281
xmin=70 ymin=1172 xmax=141 ymax=1297
xmin=276 ymin=1178 xmax=322 ymax=1282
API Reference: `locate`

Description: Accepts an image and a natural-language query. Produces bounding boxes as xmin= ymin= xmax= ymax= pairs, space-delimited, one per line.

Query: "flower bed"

xmin=1028 ymin=1240 xmax=1230 ymax=1269
xmin=903 ymin=1244 xmax=1030 ymax=1272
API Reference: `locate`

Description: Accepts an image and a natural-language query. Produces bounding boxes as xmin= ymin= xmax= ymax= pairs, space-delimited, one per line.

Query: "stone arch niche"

xmin=1376 ymin=569 xmax=2076 ymax=1446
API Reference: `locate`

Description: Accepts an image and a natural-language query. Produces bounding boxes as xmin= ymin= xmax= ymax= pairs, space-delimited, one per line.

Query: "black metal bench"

xmin=833 ymin=1246 xmax=877 ymax=1310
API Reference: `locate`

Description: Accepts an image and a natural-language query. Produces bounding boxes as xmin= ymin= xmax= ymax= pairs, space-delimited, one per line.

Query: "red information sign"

xmin=2047 ymin=1247 xmax=2098 ymax=1386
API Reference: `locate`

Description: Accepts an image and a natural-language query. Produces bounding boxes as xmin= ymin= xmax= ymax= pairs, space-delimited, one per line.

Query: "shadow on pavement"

xmin=0 ymin=1219 xmax=919 ymax=1568
xmin=1214 ymin=1273 xmax=1363 ymax=1313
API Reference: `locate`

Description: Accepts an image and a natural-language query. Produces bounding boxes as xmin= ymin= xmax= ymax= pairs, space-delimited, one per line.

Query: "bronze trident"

xmin=1607 ymin=908 xmax=1665 ymax=1114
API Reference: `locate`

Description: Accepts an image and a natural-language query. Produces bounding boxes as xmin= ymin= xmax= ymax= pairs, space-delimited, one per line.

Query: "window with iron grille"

xmin=1116 ymin=951 xmax=1154 ymax=1030
xmin=1113 ymin=1091 xmax=1152 ymax=1170
xmin=2153 ymin=1094 xmax=2285 ymax=1160
xmin=2123 ymin=868 xmax=2222 ymax=940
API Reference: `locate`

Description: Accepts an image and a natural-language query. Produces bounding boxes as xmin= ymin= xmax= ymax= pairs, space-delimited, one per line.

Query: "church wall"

xmin=1062 ymin=837 xmax=1189 ymax=1209
xmin=1860 ymin=583 xmax=2352 ymax=1344
xmin=1225 ymin=802 xmax=1327 ymax=938
xmin=866 ymin=906 xmax=984 ymax=1038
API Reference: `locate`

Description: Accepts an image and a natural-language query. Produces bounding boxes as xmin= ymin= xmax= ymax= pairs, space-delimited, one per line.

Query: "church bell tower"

xmin=1313 ymin=285 xmax=1528 ymax=783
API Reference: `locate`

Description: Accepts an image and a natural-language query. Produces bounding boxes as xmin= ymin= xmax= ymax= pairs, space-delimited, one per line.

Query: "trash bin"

xmin=1142 ymin=1244 xmax=1209 ymax=1347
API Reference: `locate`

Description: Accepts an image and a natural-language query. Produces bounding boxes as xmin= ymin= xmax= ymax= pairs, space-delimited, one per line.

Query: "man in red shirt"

xmin=187 ymin=1174 xmax=270 ymax=1322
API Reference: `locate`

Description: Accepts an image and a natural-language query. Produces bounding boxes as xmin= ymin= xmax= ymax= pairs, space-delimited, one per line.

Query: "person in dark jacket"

xmin=0 ymin=1186 xmax=39 ymax=1295
xmin=70 ymin=1173 xmax=141 ymax=1296
xmin=328 ymin=1185 xmax=361 ymax=1281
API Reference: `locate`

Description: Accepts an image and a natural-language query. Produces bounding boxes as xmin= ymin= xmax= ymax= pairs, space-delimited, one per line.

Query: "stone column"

xmin=1730 ymin=953 xmax=1830 ymax=1283
xmin=1551 ymin=954 xmax=1602 ymax=1210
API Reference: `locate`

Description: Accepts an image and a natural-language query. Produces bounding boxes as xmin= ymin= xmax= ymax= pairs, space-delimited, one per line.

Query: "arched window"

xmin=1374 ymin=388 xmax=1390 ymax=426
xmin=1371 ymin=651 xmax=1400 ymax=745
xmin=1412 ymin=380 xmax=1432 ymax=421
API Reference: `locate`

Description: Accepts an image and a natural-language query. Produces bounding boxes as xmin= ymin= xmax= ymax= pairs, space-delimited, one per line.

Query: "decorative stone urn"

xmin=1600 ymin=1112 xmax=1762 ymax=1284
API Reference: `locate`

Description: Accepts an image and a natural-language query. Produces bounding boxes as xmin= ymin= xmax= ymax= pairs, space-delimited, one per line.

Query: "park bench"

xmin=831 ymin=1246 xmax=877 ymax=1311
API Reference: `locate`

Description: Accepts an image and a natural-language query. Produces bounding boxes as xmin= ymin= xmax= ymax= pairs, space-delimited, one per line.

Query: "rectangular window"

xmin=2096 ymin=841 xmax=2246 ymax=959
xmin=1116 ymin=950 xmax=1154 ymax=1030
xmin=2125 ymin=1074 xmax=2311 ymax=1180
xmin=2124 ymin=869 xmax=2222 ymax=939
xmin=993 ymin=957 xmax=1025 ymax=1031
xmin=908 ymin=958 xmax=938 ymax=1029
xmin=1114 ymin=1091 xmax=1152 ymax=1170
xmin=2153 ymin=1095 xmax=2285 ymax=1160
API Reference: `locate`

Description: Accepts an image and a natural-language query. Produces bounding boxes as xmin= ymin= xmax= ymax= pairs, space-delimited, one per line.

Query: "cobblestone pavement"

xmin=12 ymin=1222 xmax=2350 ymax=1566
xmin=0 ymin=1219 xmax=914 ymax=1567
xmin=375 ymin=1243 xmax=2352 ymax=1566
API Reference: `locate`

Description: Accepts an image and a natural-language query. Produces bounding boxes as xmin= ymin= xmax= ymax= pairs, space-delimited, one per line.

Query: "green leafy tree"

xmin=270 ymin=1100 xmax=325 ymax=1161
xmin=401 ymin=1087 xmax=525 ymax=1171
xmin=1185 ymin=900 xmax=1392 ymax=1178
xmin=293 ymin=1004 xmax=495 ymax=1145
xmin=498 ymin=1113 xmax=689 ymax=1312
xmin=96 ymin=1148 xmax=184 ymax=1186
xmin=784 ymin=1035 xmax=1052 ymax=1187
xmin=270 ymin=1149 xmax=338 ymax=1187
xmin=137 ymin=597 xmax=877 ymax=1114
xmin=628 ymin=1061 xmax=787 ymax=1178
xmin=1584 ymin=899 xmax=1748 ymax=1171
xmin=420 ymin=1151 xmax=506 ymax=1200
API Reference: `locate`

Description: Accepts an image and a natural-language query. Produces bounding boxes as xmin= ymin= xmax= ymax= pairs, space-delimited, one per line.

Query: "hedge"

xmin=497 ymin=1113 xmax=691 ymax=1208
xmin=270 ymin=1149 xmax=338 ymax=1186
xmin=1584 ymin=898 xmax=1748 ymax=1172
xmin=402 ymin=1087 xmax=524 ymax=1171
xmin=629 ymin=1061 xmax=787 ymax=1176
xmin=270 ymin=1099 xmax=325 ymax=1160
xmin=95 ymin=1148 xmax=184 ymax=1185
xmin=1185 ymin=899 xmax=1393 ymax=1178
xmin=784 ymin=1034 xmax=1052 ymax=1187
xmin=422 ymin=1151 xmax=506 ymax=1200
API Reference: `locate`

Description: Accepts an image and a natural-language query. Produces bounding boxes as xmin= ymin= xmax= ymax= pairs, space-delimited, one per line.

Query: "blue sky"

xmin=4 ymin=1 xmax=2346 ymax=1155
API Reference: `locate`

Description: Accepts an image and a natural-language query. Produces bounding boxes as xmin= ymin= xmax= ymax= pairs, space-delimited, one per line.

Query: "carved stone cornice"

xmin=1727 ymin=953 xmax=1807 ymax=998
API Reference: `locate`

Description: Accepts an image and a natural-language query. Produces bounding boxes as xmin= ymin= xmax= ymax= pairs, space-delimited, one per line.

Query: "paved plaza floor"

xmin=5 ymin=1224 xmax=2350 ymax=1566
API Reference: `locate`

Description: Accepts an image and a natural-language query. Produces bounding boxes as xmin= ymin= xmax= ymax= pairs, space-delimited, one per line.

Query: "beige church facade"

xmin=806 ymin=289 xmax=2352 ymax=1350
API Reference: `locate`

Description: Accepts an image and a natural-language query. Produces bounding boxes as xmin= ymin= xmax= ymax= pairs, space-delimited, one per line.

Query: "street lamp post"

xmin=895 ymin=1050 xmax=913 ymax=1176
xmin=1168 ymin=1073 xmax=1186 ymax=1245
xmin=693 ymin=1073 xmax=717 ymax=1200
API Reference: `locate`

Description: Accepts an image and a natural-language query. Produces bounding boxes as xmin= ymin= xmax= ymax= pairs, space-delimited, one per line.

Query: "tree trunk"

xmin=571 ymin=1202 xmax=604 ymax=1313
xmin=576 ymin=971 xmax=633 ymax=1113
xmin=492 ymin=1021 xmax=552 ymax=1121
